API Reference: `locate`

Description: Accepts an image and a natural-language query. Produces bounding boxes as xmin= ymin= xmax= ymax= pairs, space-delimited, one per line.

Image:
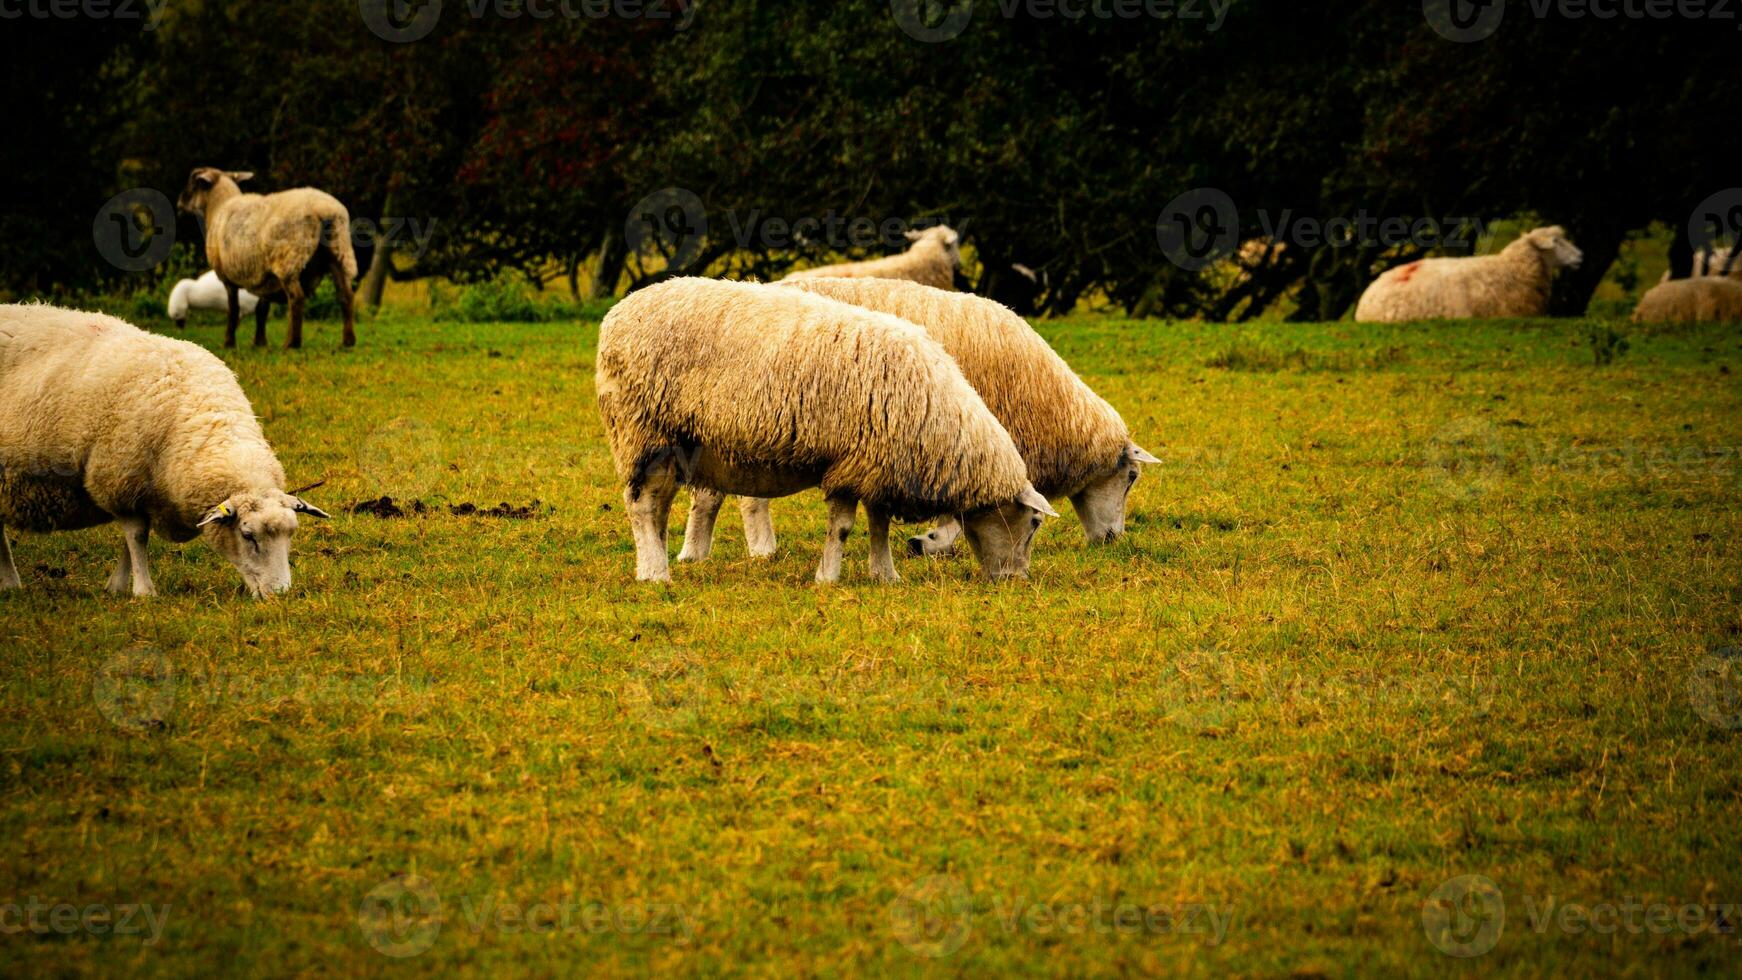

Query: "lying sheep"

xmin=596 ymin=278 xmax=1056 ymax=584
xmin=1354 ymin=226 xmax=1583 ymax=322
xmin=0 ymin=303 xmax=330 ymax=597
xmin=168 ymin=270 xmax=259 ymax=330
xmin=680 ymin=278 xmax=1160 ymax=563
xmin=781 ymin=226 xmax=962 ymax=291
xmin=176 ymin=168 xmax=358 ymax=349
xmin=1632 ymin=275 xmax=1742 ymax=324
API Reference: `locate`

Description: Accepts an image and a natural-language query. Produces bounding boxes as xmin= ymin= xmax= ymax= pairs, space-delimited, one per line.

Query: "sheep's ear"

xmin=905 ymin=229 xmax=924 ymax=242
xmin=226 ymin=171 xmax=255 ymax=184
xmin=191 ymin=170 xmax=217 ymax=189
xmin=198 ymin=502 xmax=237 ymax=528
xmin=1127 ymin=443 xmax=1162 ymax=466
xmin=1018 ymin=487 xmax=1059 ymax=518
xmin=291 ymin=498 xmax=332 ymax=520
xmin=941 ymin=228 xmax=960 ymax=246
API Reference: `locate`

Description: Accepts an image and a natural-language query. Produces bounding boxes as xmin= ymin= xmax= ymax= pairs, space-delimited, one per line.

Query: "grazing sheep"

xmin=0 ymin=303 xmax=330 ymax=597
xmin=168 ymin=270 xmax=259 ymax=330
xmin=596 ymin=278 xmax=1056 ymax=584
xmin=176 ymin=168 xmax=358 ymax=349
xmin=1353 ymin=226 xmax=1583 ymax=322
xmin=781 ymin=226 xmax=962 ymax=290
xmin=1632 ymin=275 xmax=1742 ymax=324
xmin=681 ymin=278 xmax=1160 ymax=563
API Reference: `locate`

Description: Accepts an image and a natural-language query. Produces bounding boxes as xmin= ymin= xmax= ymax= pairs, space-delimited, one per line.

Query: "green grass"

xmin=2 ymin=307 xmax=1741 ymax=977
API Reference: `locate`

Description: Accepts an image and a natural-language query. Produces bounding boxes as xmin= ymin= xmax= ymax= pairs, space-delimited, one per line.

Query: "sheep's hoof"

xmin=0 ymin=575 xmax=21 ymax=592
xmin=173 ymin=319 xmax=186 ymax=330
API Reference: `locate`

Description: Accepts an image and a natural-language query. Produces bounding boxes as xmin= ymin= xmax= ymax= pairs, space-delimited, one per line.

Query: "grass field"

xmin=2 ymin=306 xmax=1740 ymax=976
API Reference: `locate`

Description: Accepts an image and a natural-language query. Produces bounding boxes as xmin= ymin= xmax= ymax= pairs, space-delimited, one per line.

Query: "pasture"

xmin=1 ymin=309 xmax=1739 ymax=975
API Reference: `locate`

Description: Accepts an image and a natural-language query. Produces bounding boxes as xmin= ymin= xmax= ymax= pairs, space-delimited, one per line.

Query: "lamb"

xmin=1632 ymin=275 xmax=1742 ymax=324
xmin=596 ymin=277 xmax=1056 ymax=584
xmin=781 ymin=226 xmax=962 ymax=290
xmin=679 ymin=278 xmax=1160 ymax=564
xmin=0 ymin=303 xmax=330 ymax=597
xmin=168 ymin=270 xmax=260 ymax=330
xmin=176 ymin=168 xmax=358 ymax=349
xmin=1353 ymin=226 xmax=1583 ymax=322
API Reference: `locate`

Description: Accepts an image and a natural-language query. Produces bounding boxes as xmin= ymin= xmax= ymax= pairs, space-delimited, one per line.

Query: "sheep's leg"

xmin=118 ymin=517 xmax=155 ymax=598
xmin=253 ymin=294 xmax=271 ymax=348
xmin=104 ymin=541 xmax=132 ymax=594
xmin=283 ymin=280 xmax=306 ymax=350
xmin=815 ymin=496 xmax=858 ymax=584
xmin=907 ymin=516 xmax=963 ymax=558
xmin=741 ymin=497 xmax=777 ymax=558
xmin=865 ymin=505 xmax=900 ymax=583
xmin=0 ymin=526 xmax=20 ymax=591
xmin=678 ymin=487 xmax=725 ymax=562
xmin=626 ymin=456 xmax=681 ymax=583
xmin=331 ymin=258 xmax=357 ymax=348
xmin=223 ymin=282 xmax=241 ymax=348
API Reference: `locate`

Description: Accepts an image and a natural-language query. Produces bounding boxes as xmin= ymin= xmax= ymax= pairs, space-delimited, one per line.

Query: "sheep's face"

xmin=908 ymin=226 xmax=963 ymax=269
xmin=1528 ymin=227 xmax=1583 ymax=271
xmin=198 ymin=492 xmax=330 ymax=598
xmin=1071 ymin=443 xmax=1162 ymax=544
xmin=177 ymin=168 xmax=254 ymax=216
xmin=959 ymin=487 xmax=1058 ymax=581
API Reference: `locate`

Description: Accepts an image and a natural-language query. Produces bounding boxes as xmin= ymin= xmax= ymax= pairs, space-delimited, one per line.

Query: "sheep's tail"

xmin=321 ymin=213 xmax=360 ymax=282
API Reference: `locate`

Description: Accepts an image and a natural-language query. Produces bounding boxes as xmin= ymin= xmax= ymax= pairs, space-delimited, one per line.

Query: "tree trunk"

xmin=589 ymin=229 xmax=627 ymax=300
xmin=1549 ymin=223 xmax=1625 ymax=316
xmin=358 ymin=192 xmax=396 ymax=311
xmin=1667 ymin=220 xmax=1694 ymax=280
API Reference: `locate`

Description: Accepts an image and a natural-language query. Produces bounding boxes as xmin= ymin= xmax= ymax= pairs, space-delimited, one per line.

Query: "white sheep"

xmin=168 ymin=270 xmax=259 ymax=330
xmin=1632 ymin=275 xmax=1742 ymax=324
xmin=1354 ymin=226 xmax=1583 ymax=322
xmin=0 ymin=303 xmax=331 ymax=597
xmin=781 ymin=226 xmax=962 ymax=290
xmin=176 ymin=168 xmax=358 ymax=349
xmin=596 ymin=278 xmax=1055 ymax=584
xmin=680 ymin=278 xmax=1160 ymax=563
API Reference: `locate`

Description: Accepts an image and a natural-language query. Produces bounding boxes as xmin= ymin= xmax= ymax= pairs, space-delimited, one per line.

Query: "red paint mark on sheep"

xmin=1395 ymin=262 xmax=1424 ymax=284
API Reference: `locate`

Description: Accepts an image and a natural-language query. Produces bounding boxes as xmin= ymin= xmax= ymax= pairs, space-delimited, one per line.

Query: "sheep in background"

xmin=1354 ymin=226 xmax=1583 ymax=322
xmin=1633 ymin=275 xmax=1742 ymax=324
xmin=596 ymin=278 xmax=1055 ymax=584
xmin=681 ymin=278 xmax=1160 ymax=563
xmin=0 ymin=303 xmax=330 ymax=597
xmin=176 ymin=168 xmax=358 ymax=349
xmin=781 ymin=226 xmax=962 ymax=290
xmin=168 ymin=270 xmax=259 ymax=330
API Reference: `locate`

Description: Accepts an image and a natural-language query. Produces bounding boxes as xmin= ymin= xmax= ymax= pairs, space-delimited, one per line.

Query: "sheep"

xmin=781 ymin=225 xmax=962 ymax=290
xmin=1658 ymin=246 xmax=1742 ymax=283
xmin=176 ymin=168 xmax=358 ymax=349
xmin=1632 ymin=275 xmax=1742 ymax=324
xmin=596 ymin=277 xmax=1057 ymax=584
xmin=0 ymin=303 xmax=330 ymax=597
xmin=679 ymin=278 xmax=1160 ymax=564
xmin=1353 ymin=226 xmax=1583 ymax=322
xmin=168 ymin=270 xmax=259 ymax=330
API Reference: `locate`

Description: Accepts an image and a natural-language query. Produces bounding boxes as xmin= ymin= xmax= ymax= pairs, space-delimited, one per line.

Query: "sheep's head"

xmin=177 ymin=168 xmax=254 ymax=216
xmin=1070 ymin=442 xmax=1162 ymax=544
xmin=1524 ymin=226 xmax=1583 ymax=271
xmin=908 ymin=225 xmax=963 ymax=269
xmin=197 ymin=491 xmax=330 ymax=598
xmin=959 ymin=486 xmax=1058 ymax=581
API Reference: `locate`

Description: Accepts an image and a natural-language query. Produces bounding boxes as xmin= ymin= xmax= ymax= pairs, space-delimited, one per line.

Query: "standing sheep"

xmin=781 ymin=226 xmax=962 ymax=290
xmin=168 ymin=270 xmax=259 ymax=330
xmin=596 ymin=278 xmax=1056 ymax=584
xmin=680 ymin=278 xmax=1160 ymax=563
xmin=1632 ymin=275 xmax=1742 ymax=324
xmin=1353 ymin=226 xmax=1583 ymax=322
xmin=176 ymin=168 xmax=358 ymax=349
xmin=0 ymin=303 xmax=330 ymax=597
